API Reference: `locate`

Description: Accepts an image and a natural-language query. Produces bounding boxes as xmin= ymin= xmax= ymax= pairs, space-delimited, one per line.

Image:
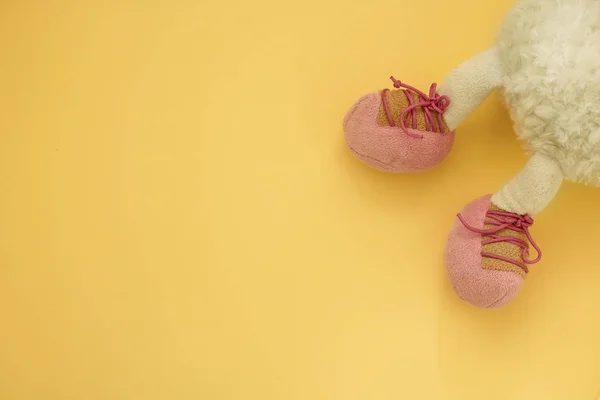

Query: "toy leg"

xmin=438 ymin=47 xmax=504 ymax=130
xmin=445 ymin=154 xmax=564 ymax=308
xmin=343 ymin=47 xmax=503 ymax=172
xmin=491 ymin=154 xmax=564 ymax=216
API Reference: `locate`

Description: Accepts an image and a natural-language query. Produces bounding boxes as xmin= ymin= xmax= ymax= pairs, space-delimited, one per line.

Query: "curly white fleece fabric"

xmin=498 ymin=0 xmax=600 ymax=187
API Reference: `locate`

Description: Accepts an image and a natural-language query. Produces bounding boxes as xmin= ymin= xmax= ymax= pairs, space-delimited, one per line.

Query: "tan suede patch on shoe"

xmin=376 ymin=89 xmax=448 ymax=132
xmin=481 ymin=204 xmax=528 ymax=278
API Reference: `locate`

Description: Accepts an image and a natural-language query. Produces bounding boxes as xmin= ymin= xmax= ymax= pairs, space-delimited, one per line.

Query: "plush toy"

xmin=343 ymin=0 xmax=600 ymax=308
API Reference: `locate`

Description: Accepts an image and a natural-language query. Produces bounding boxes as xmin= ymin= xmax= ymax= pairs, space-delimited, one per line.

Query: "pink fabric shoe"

xmin=343 ymin=77 xmax=455 ymax=173
xmin=444 ymin=195 xmax=542 ymax=309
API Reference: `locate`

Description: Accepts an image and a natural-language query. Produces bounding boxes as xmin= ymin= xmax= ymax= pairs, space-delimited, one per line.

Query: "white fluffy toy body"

xmin=342 ymin=0 xmax=600 ymax=308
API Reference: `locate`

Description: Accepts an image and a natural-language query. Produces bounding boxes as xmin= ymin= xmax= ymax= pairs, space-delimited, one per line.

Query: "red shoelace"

xmin=457 ymin=209 xmax=542 ymax=273
xmin=381 ymin=76 xmax=451 ymax=139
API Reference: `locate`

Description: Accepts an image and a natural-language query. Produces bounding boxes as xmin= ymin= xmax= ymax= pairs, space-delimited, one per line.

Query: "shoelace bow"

xmin=381 ymin=76 xmax=451 ymax=139
xmin=457 ymin=210 xmax=542 ymax=273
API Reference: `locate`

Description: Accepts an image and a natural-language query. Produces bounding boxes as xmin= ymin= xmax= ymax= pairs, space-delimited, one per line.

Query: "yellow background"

xmin=1 ymin=0 xmax=599 ymax=399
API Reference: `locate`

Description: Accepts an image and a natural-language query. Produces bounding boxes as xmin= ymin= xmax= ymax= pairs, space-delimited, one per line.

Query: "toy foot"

xmin=343 ymin=76 xmax=455 ymax=173
xmin=444 ymin=195 xmax=542 ymax=309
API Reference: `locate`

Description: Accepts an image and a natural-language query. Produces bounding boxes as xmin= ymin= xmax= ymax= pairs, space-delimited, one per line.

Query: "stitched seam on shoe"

xmin=348 ymin=146 xmax=396 ymax=168
xmin=486 ymin=291 xmax=510 ymax=309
